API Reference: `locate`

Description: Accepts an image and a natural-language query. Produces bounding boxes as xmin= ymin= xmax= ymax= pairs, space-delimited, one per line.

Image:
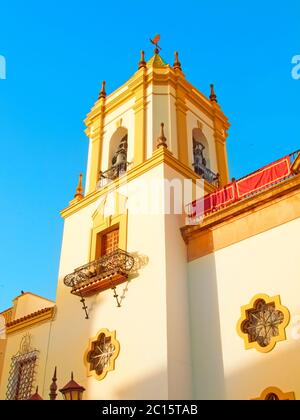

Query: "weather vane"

xmin=150 ymin=34 xmax=161 ymax=54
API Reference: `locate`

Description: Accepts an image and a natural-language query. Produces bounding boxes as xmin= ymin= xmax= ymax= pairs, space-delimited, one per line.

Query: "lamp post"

xmin=59 ymin=372 xmax=85 ymax=400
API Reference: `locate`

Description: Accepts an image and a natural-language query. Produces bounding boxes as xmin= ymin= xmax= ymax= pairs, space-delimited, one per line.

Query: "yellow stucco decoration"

xmin=84 ymin=328 xmax=120 ymax=381
xmin=89 ymin=192 xmax=128 ymax=260
xmin=237 ymin=293 xmax=290 ymax=353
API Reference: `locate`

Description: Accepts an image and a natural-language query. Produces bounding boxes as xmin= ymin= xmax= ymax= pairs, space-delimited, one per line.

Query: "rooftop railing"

xmin=193 ymin=162 xmax=220 ymax=187
xmin=187 ymin=150 xmax=300 ymax=224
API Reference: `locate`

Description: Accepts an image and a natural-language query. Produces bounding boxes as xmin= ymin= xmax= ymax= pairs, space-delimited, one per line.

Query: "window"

xmin=14 ymin=355 xmax=37 ymax=400
xmin=237 ymin=294 xmax=290 ymax=353
xmin=6 ymin=335 xmax=38 ymax=400
xmin=265 ymin=393 xmax=279 ymax=400
xmin=253 ymin=387 xmax=295 ymax=400
xmin=192 ymin=127 xmax=219 ymax=185
xmin=100 ymin=128 xmax=128 ymax=182
xmin=192 ymin=127 xmax=210 ymax=167
xmin=85 ymin=328 xmax=120 ymax=381
xmin=96 ymin=225 xmax=119 ymax=259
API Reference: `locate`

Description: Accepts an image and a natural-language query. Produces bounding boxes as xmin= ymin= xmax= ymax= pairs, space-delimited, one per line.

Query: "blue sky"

xmin=0 ymin=1 xmax=299 ymax=310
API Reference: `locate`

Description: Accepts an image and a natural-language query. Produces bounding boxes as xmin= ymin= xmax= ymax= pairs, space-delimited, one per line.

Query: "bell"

xmin=115 ymin=150 xmax=126 ymax=166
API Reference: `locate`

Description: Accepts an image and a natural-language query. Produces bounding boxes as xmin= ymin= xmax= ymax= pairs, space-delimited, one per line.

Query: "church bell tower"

xmin=46 ymin=43 xmax=230 ymax=399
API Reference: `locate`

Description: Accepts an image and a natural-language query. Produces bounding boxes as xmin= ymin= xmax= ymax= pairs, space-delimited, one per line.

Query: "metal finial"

xmin=173 ymin=51 xmax=182 ymax=70
xmin=138 ymin=50 xmax=146 ymax=69
xmin=74 ymin=173 xmax=84 ymax=199
xmin=150 ymin=34 xmax=161 ymax=54
xmin=98 ymin=80 xmax=106 ymax=99
xmin=209 ymin=84 xmax=217 ymax=103
xmin=49 ymin=367 xmax=57 ymax=400
xmin=157 ymin=123 xmax=168 ymax=149
xmin=71 ymin=372 xmax=74 ymax=381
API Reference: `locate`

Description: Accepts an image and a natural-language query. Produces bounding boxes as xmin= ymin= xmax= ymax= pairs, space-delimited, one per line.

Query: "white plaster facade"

xmin=0 ymin=51 xmax=298 ymax=401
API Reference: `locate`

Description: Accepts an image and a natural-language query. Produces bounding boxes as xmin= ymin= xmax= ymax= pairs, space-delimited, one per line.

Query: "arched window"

xmin=252 ymin=386 xmax=295 ymax=400
xmin=265 ymin=393 xmax=279 ymax=400
xmin=192 ymin=128 xmax=210 ymax=168
xmin=192 ymin=128 xmax=219 ymax=185
xmin=102 ymin=127 xmax=128 ymax=181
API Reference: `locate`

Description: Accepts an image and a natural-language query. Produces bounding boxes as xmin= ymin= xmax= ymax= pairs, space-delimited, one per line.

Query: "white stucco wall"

xmin=146 ymin=84 xmax=177 ymax=160
xmin=163 ymin=165 xmax=192 ymax=399
xmin=188 ymin=217 xmax=300 ymax=400
xmin=46 ymin=165 xmax=171 ymax=400
xmin=13 ymin=294 xmax=54 ymax=320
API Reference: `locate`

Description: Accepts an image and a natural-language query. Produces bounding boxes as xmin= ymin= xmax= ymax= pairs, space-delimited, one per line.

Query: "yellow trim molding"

xmin=175 ymin=74 xmax=189 ymax=166
xmin=86 ymin=96 xmax=106 ymax=195
xmin=253 ymin=386 xmax=295 ymax=400
xmin=132 ymin=68 xmax=146 ymax=166
xmin=182 ymin=173 xmax=300 ymax=261
xmin=237 ymin=294 xmax=290 ymax=353
xmin=6 ymin=307 xmax=56 ymax=335
xmin=61 ymin=147 xmax=215 ymax=219
xmin=84 ymin=328 xmax=120 ymax=381
xmin=90 ymin=192 xmax=127 ymax=260
xmin=83 ymin=52 xmax=229 ymax=195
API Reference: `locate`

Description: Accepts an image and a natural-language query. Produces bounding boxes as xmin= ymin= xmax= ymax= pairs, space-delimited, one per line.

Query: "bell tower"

xmin=45 ymin=44 xmax=231 ymax=400
xmin=84 ymin=46 xmax=230 ymax=197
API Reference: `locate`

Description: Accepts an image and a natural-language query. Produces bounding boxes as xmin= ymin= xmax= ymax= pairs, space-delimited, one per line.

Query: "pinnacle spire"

xmin=173 ymin=51 xmax=182 ymax=71
xmin=74 ymin=173 xmax=84 ymax=199
xmin=157 ymin=123 xmax=168 ymax=149
xmin=49 ymin=366 xmax=57 ymax=400
xmin=98 ymin=80 xmax=106 ymax=99
xmin=138 ymin=50 xmax=146 ymax=69
xmin=209 ymin=84 xmax=217 ymax=103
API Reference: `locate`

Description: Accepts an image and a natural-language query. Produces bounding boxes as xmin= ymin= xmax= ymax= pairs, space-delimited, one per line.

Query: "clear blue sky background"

xmin=0 ymin=1 xmax=299 ymax=310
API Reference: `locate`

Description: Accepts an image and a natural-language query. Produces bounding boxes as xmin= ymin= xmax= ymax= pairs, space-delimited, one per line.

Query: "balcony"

xmin=100 ymin=162 xmax=127 ymax=182
xmin=97 ymin=162 xmax=128 ymax=188
xmin=64 ymin=249 xmax=135 ymax=298
xmin=193 ymin=162 xmax=219 ymax=186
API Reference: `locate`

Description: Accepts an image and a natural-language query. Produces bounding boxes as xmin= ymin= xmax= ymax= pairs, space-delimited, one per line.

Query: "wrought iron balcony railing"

xmin=100 ymin=162 xmax=127 ymax=181
xmin=64 ymin=249 xmax=135 ymax=298
xmin=193 ymin=162 xmax=220 ymax=186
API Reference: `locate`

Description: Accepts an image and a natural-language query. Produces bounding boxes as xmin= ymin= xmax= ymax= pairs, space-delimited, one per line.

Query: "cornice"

xmin=6 ymin=307 xmax=56 ymax=334
xmin=61 ymin=148 xmax=216 ymax=219
xmin=84 ymin=61 xmax=229 ymax=132
xmin=181 ymin=173 xmax=300 ymax=243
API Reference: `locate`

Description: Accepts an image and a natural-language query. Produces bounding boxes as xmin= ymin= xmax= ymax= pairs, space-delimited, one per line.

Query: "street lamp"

xmin=59 ymin=372 xmax=85 ymax=400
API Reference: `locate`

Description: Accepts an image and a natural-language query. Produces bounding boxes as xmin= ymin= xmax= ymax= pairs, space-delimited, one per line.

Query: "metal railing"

xmin=193 ymin=162 xmax=219 ymax=187
xmin=187 ymin=150 xmax=300 ymax=224
xmin=100 ymin=162 xmax=128 ymax=182
xmin=290 ymin=149 xmax=300 ymax=165
xmin=64 ymin=249 xmax=135 ymax=289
